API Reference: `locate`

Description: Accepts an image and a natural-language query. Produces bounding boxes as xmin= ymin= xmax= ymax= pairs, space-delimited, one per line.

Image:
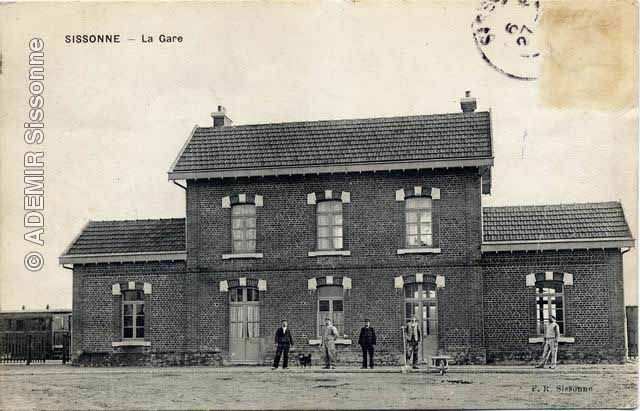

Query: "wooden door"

xmin=229 ymin=287 xmax=260 ymax=363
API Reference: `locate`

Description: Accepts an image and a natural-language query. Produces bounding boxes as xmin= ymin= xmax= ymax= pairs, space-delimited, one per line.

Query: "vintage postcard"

xmin=0 ymin=0 xmax=637 ymax=409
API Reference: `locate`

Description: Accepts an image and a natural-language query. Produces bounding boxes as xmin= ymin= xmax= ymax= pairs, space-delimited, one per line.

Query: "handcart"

xmin=430 ymin=355 xmax=451 ymax=375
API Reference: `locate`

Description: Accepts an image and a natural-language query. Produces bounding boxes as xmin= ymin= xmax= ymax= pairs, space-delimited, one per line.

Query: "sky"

xmin=0 ymin=1 xmax=637 ymax=310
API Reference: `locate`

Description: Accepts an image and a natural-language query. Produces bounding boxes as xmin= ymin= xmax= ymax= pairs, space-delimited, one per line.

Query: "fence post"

xmin=26 ymin=333 xmax=32 ymax=365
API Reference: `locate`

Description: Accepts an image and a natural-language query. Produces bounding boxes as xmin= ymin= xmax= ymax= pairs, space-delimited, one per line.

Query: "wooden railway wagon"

xmin=0 ymin=309 xmax=72 ymax=364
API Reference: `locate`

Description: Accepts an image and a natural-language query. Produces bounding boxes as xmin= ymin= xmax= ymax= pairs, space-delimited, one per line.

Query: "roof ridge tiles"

xmin=194 ymin=111 xmax=491 ymax=131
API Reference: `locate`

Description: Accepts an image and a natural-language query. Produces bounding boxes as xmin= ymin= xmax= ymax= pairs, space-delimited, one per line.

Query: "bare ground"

xmin=0 ymin=365 xmax=636 ymax=410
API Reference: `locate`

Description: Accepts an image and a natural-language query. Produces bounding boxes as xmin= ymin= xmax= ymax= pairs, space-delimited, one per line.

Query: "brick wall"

xmin=186 ymin=169 xmax=483 ymax=272
xmin=200 ymin=265 xmax=486 ymax=366
xmin=481 ymin=249 xmax=626 ymax=363
xmin=72 ymin=168 xmax=492 ymax=365
xmin=71 ymin=261 xmax=193 ymax=365
xmin=70 ymin=166 xmax=629 ymax=366
xmin=186 ymin=169 xmax=486 ymax=365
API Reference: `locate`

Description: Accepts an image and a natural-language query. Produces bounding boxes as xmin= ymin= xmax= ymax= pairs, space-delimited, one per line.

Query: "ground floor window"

xmin=317 ymin=285 xmax=344 ymax=337
xmin=123 ymin=290 xmax=145 ymax=339
xmin=536 ymin=280 xmax=565 ymax=335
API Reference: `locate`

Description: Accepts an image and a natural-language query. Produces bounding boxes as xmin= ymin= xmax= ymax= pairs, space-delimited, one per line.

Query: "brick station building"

xmin=60 ymin=96 xmax=634 ymax=366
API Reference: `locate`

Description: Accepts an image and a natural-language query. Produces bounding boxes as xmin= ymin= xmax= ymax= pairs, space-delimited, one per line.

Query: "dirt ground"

xmin=0 ymin=364 xmax=637 ymax=410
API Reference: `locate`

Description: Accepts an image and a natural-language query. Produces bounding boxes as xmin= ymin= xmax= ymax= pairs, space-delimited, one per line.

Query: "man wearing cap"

xmin=321 ymin=317 xmax=339 ymax=369
xmin=358 ymin=319 xmax=377 ymax=369
xmin=536 ymin=315 xmax=560 ymax=369
xmin=405 ymin=316 xmax=422 ymax=369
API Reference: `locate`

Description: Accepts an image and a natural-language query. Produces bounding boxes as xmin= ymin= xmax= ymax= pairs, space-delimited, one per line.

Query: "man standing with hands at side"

xmin=535 ymin=315 xmax=560 ymax=369
xmin=358 ymin=318 xmax=377 ymax=369
xmin=405 ymin=316 xmax=422 ymax=369
xmin=321 ymin=317 xmax=339 ymax=369
xmin=272 ymin=320 xmax=293 ymax=370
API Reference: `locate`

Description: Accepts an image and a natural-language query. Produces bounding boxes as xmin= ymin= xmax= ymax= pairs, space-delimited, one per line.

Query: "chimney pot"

xmin=211 ymin=106 xmax=233 ymax=127
xmin=460 ymin=91 xmax=477 ymax=113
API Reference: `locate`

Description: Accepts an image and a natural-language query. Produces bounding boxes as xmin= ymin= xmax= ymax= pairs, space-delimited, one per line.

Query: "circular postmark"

xmin=472 ymin=0 xmax=541 ymax=80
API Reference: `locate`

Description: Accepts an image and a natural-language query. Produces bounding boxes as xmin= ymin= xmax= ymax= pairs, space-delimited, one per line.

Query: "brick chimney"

xmin=460 ymin=91 xmax=477 ymax=113
xmin=211 ymin=106 xmax=233 ymax=127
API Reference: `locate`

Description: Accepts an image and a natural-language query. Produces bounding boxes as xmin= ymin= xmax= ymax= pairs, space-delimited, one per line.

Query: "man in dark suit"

xmin=272 ymin=320 xmax=294 ymax=370
xmin=358 ymin=319 xmax=377 ymax=369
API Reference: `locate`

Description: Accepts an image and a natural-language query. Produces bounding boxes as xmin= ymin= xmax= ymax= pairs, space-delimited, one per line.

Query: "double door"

xmin=404 ymin=283 xmax=438 ymax=362
xmin=229 ymin=287 xmax=260 ymax=363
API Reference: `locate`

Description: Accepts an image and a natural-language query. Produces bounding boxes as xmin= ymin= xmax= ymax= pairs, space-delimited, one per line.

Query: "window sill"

xmin=308 ymin=339 xmax=352 ymax=346
xmin=112 ymin=340 xmax=151 ymax=347
xmin=528 ymin=336 xmax=575 ymax=344
xmin=397 ymin=248 xmax=442 ymax=255
xmin=222 ymin=253 xmax=263 ymax=259
xmin=307 ymin=250 xmax=351 ymax=257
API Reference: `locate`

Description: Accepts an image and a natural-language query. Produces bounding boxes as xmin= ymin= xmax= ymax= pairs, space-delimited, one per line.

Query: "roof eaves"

xmin=481 ymin=237 xmax=635 ymax=253
xmin=168 ymin=157 xmax=494 ymax=181
xmin=59 ymin=250 xmax=187 ymax=266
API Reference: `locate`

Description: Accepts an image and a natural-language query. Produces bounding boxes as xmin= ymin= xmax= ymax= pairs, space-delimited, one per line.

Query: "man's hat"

xmin=550 ymin=315 xmax=556 ymax=320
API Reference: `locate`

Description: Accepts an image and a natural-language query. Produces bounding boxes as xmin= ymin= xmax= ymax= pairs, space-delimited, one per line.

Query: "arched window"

xmin=536 ymin=280 xmax=565 ymax=335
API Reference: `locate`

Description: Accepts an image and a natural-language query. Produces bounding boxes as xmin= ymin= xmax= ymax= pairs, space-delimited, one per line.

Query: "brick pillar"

xmin=467 ymin=266 xmax=487 ymax=363
xmin=183 ymin=270 xmax=201 ymax=354
xmin=466 ymin=170 xmax=486 ymax=363
xmin=71 ymin=268 xmax=83 ymax=363
xmin=608 ymin=252 xmax=626 ymax=362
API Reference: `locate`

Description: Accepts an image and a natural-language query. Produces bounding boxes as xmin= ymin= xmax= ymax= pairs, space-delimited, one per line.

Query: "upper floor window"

xmin=536 ymin=280 xmax=565 ymax=335
xmin=232 ymin=204 xmax=256 ymax=253
xmin=405 ymin=197 xmax=432 ymax=248
xmin=123 ymin=290 xmax=145 ymax=339
xmin=317 ymin=200 xmax=343 ymax=251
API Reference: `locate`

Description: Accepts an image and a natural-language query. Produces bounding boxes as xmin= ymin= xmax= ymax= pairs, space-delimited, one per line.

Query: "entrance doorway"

xmin=229 ymin=287 xmax=260 ymax=363
xmin=404 ymin=282 xmax=438 ymax=362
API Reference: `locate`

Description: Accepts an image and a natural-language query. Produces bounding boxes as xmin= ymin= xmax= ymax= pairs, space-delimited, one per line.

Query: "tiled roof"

xmin=483 ymin=202 xmax=633 ymax=243
xmin=63 ymin=218 xmax=185 ymax=256
xmin=170 ymin=111 xmax=492 ymax=177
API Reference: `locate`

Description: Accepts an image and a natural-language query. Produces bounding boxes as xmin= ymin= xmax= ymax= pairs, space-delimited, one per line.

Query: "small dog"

xmin=298 ymin=353 xmax=312 ymax=368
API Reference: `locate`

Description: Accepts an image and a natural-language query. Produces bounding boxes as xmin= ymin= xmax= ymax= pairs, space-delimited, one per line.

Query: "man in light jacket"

xmin=405 ymin=316 xmax=422 ymax=369
xmin=321 ymin=317 xmax=338 ymax=369
xmin=535 ymin=315 xmax=560 ymax=369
